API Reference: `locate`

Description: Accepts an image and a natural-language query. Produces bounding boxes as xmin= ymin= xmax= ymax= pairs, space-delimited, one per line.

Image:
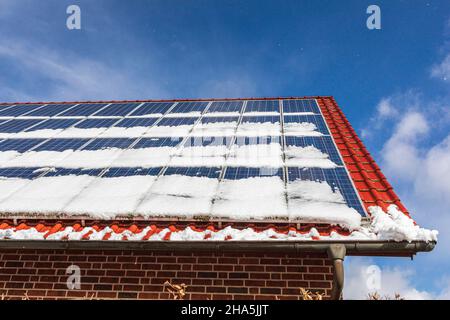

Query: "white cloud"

xmin=381 ymin=111 xmax=429 ymax=182
xmin=0 ymin=39 xmax=170 ymax=102
xmin=376 ymin=98 xmax=398 ymax=118
xmin=431 ymin=54 xmax=450 ymax=81
xmin=345 ymin=258 xmax=437 ymax=300
xmin=414 ymin=135 xmax=450 ymax=202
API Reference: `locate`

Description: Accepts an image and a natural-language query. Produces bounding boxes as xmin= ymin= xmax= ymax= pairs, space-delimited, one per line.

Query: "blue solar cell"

xmin=34 ymin=139 xmax=90 ymax=151
xmin=56 ymin=103 xmax=108 ymax=117
xmin=169 ymin=101 xmax=209 ymax=114
xmin=103 ymin=167 xmax=162 ymax=177
xmin=114 ymin=117 xmax=158 ymax=128
xmin=223 ymin=167 xmax=283 ymax=180
xmin=234 ymin=136 xmax=281 ymax=146
xmin=285 ymin=136 xmax=343 ymax=165
xmin=0 ymin=119 xmax=45 ymax=133
xmin=43 ymin=168 xmax=103 ymax=177
xmin=164 ymin=167 xmax=221 ymax=178
xmin=207 ymin=101 xmax=243 ymax=113
xmin=157 ymin=117 xmax=198 ymax=126
xmin=284 ymin=114 xmax=329 ymax=134
xmin=0 ymin=167 xmax=44 ymax=179
xmin=82 ymin=138 xmax=136 ymax=150
xmin=92 ymin=103 xmax=141 ymax=117
xmin=24 ymin=104 xmax=76 ymax=117
xmin=184 ymin=136 xmax=232 ymax=147
xmin=0 ymin=139 xmax=46 ymax=153
xmin=0 ymin=104 xmax=14 ymax=110
xmin=128 ymin=102 xmax=174 ymax=116
xmin=200 ymin=116 xmax=239 ymax=124
xmin=133 ymin=137 xmax=182 ymax=148
xmin=283 ymin=99 xmax=320 ymax=113
xmin=241 ymin=115 xmax=280 ymax=123
xmin=74 ymin=118 xmax=119 ymax=129
xmin=287 ymin=167 xmax=365 ymax=216
xmin=25 ymin=119 xmax=80 ymax=132
xmin=0 ymin=104 xmax=45 ymax=117
xmin=245 ymin=100 xmax=279 ymax=113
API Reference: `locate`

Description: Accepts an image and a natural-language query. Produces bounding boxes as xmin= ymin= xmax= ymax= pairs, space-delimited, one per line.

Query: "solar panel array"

xmin=0 ymin=99 xmax=366 ymax=220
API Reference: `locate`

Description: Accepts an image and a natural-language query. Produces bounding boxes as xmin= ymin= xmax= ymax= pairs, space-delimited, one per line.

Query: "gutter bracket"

xmin=327 ymin=244 xmax=346 ymax=300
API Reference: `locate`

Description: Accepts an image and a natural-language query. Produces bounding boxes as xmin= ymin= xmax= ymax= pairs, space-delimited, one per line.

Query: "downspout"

xmin=327 ymin=244 xmax=346 ymax=300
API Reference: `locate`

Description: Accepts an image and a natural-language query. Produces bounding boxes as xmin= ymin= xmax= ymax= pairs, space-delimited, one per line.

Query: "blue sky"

xmin=0 ymin=0 xmax=449 ymax=299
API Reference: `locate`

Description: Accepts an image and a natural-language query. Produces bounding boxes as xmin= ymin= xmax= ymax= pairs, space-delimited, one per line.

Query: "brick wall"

xmin=0 ymin=249 xmax=333 ymax=300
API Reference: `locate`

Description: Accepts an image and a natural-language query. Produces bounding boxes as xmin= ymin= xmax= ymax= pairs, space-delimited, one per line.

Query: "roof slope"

xmin=0 ymin=97 xmax=437 ymax=243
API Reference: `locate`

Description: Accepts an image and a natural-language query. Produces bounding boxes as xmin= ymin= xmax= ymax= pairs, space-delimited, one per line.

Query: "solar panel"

xmin=0 ymin=104 xmax=45 ymax=117
xmin=0 ymin=104 xmax=14 ymax=110
xmin=164 ymin=166 xmax=221 ymax=178
xmin=207 ymin=101 xmax=243 ymax=113
xmin=82 ymin=138 xmax=136 ymax=150
xmin=184 ymin=136 xmax=232 ymax=147
xmin=33 ymin=139 xmax=90 ymax=152
xmin=24 ymin=119 xmax=81 ymax=132
xmin=92 ymin=103 xmax=141 ymax=117
xmin=241 ymin=115 xmax=280 ymax=123
xmin=223 ymin=167 xmax=283 ymax=180
xmin=283 ymin=99 xmax=320 ymax=113
xmin=200 ymin=116 xmax=239 ymax=124
xmin=103 ymin=167 xmax=162 ymax=177
xmin=287 ymin=167 xmax=365 ymax=215
xmin=285 ymin=136 xmax=343 ymax=165
xmin=234 ymin=136 xmax=280 ymax=146
xmin=0 ymin=98 xmax=368 ymax=223
xmin=74 ymin=118 xmax=119 ymax=129
xmin=128 ymin=102 xmax=174 ymax=116
xmin=0 ymin=119 xmax=45 ymax=133
xmin=24 ymin=104 xmax=76 ymax=117
xmin=0 ymin=139 xmax=46 ymax=152
xmin=133 ymin=137 xmax=182 ymax=148
xmin=56 ymin=103 xmax=109 ymax=117
xmin=157 ymin=117 xmax=198 ymax=126
xmin=43 ymin=168 xmax=103 ymax=177
xmin=284 ymin=114 xmax=329 ymax=134
xmin=0 ymin=167 xmax=45 ymax=179
xmin=114 ymin=117 xmax=158 ymax=128
xmin=245 ymin=100 xmax=279 ymax=113
xmin=169 ymin=101 xmax=209 ymax=114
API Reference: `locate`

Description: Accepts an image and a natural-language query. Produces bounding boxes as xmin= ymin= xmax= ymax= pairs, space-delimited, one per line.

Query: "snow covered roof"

xmin=0 ymin=97 xmax=438 ymax=243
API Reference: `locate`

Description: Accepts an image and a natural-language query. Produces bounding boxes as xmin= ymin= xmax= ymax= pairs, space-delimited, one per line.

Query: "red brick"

xmin=0 ymin=249 xmax=332 ymax=300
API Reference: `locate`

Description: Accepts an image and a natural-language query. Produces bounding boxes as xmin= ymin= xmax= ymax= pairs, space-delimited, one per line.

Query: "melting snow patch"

xmin=285 ymin=146 xmax=338 ymax=168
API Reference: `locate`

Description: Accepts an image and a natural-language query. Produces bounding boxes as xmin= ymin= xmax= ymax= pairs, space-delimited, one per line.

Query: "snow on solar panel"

xmin=287 ymin=167 xmax=364 ymax=216
xmin=190 ymin=116 xmax=238 ymax=137
xmin=285 ymin=136 xmax=342 ymax=167
xmin=284 ymin=114 xmax=329 ymax=135
xmin=0 ymin=99 xmax=367 ymax=226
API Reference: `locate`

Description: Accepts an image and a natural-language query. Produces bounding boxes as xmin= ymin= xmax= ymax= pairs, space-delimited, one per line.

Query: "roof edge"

xmin=0 ymin=96 xmax=334 ymax=106
xmin=0 ymin=240 xmax=436 ymax=257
